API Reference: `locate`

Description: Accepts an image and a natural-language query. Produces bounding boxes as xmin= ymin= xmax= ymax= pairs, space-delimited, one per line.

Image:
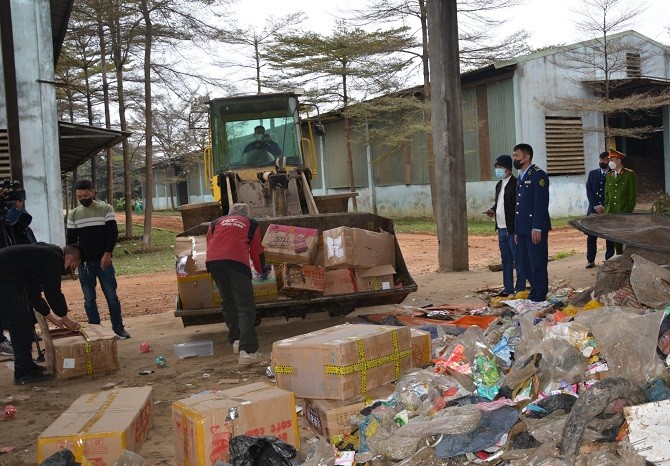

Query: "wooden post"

xmin=427 ymin=0 xmax=469 ymax=271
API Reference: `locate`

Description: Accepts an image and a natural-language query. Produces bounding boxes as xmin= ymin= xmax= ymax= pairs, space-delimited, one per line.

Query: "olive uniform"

xmin=604 ymin=167 xmax=637 ymax=254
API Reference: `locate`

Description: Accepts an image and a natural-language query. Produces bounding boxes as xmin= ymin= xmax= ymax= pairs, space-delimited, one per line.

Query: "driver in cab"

xmin=243 ymin=125 xmax=282 ymax=158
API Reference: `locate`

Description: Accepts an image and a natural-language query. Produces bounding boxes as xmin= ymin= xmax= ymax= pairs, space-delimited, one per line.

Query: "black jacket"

xmin=491 ymin=175 xmax=518 ymax=233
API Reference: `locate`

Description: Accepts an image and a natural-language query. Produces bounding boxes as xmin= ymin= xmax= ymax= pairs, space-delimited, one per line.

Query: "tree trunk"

xmin=419 ymin=0 xmax=437 ymax=218
xmin=427 ymin=0 xmax=469 ymax=272
xmin=141 ymin=0 xmax=153 ymax=251
xmin=97 ymin=18 xmax=114 ymax=204
xmin=342 ymin=73 xmax=358 ymax=211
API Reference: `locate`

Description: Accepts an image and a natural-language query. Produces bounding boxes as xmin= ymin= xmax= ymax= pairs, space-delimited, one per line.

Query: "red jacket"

xmin=205 ymin=214 xmax=265 ymax=276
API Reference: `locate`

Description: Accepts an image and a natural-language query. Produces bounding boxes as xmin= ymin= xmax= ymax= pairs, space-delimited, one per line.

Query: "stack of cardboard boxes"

xmin=262 ymin=224 xmax=398 ymax=297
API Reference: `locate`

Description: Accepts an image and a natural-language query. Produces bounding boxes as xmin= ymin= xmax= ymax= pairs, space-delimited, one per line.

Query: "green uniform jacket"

xmin=604 ymin=168 xmax=637 ymax=213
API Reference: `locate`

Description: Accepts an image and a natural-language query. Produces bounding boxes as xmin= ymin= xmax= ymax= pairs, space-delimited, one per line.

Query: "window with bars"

xmin=545 ymin=117 xmax=585 ymax=175
xmin=0 ymin=129 xmax=11 ymax=180
xmin=626 ymin=52 xmax=641 ymax=77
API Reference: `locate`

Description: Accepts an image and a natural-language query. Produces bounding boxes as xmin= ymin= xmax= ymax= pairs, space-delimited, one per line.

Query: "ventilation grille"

xmin=545 ymin=117 xmax=585 ymax=175
xmin=0 ymin=129 xmax=11 ymax=180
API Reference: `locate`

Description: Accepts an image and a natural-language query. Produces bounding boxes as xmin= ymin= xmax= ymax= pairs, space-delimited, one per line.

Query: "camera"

xmin=1 ymin=179 xmax=26 ymax=202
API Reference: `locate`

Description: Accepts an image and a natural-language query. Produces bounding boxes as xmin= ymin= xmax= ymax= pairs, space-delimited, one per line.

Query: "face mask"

xmin=254 ymin=133 xmax=263 ymax=141
xmin=599 ymin=162 xmax=609 ymax=170
xmin=79 ymin=197 xmax=93 ymax=207
xmin=608 ymin=160 xmax=617 ymax=170
xmin=513 ymin=159 xmax=523 ymax=170
xmin=494 ymin=168 xmax=507 ymax=179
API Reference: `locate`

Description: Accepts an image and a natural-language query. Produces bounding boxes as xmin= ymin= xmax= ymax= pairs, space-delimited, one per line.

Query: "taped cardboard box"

xmin=355 ymin=265 xmax=396 ymax=292
xmin=323 ymin=227 xmax=396 ymax=269
xmin=276 ymin=262 xmax=325 ymax=296
xmin=411 ymin=328 xmax=432 ymax=367
xmin=35 ymin=315 xmax=119 ymax=380
xmin=262 ymin=224 xmax=319 ymax=264
xmin=37 ymin=387 xmax=154 ymax=465
xmin=272 ymin=323 xmax=412 ymax=400
xmin=177 ymin=258 xmax=279 ymax=309
xmin=304 ymin=383 xmax=396 ymax=444
xmin=172 ymin=382 xmax=299 ymax=465
xmin=324 ymin=268 xmax=357 ymax=295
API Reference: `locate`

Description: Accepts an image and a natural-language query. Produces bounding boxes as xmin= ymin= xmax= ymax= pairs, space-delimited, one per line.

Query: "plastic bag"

xmin=630 ymin=254 xmax=670 ymax=309
xmin=575 ymin=307 xmax=666 ymax=385
xmin=228 ymin=435 xmax=297 ymax=466
xmin=297 ymin=437 xmax=335 ymax=466
xmin=39 ymin=449 xmax=80 ymax=466
xmin=111 ymin=450 xmax=154 ymax=466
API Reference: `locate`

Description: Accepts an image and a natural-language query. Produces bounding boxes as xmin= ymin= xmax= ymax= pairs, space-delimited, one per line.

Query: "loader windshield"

xmin=209 ymin=94 xmax=303 ymax=172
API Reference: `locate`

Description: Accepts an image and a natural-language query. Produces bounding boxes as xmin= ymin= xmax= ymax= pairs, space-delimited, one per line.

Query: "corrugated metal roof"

xmin=58 ymin=121 xmax=130 ymax=173
xmin=50 ymin=0 xmax=74 ymax=66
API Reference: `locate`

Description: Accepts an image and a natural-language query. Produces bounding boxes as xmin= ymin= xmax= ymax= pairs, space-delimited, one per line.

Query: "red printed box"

xmin=262 ymin=224 xmax=320 ymax=264
xmin=172 ymin=382 xmax=299 ymax=465
xmin=276 ymin=263 xmax=325 ymax=296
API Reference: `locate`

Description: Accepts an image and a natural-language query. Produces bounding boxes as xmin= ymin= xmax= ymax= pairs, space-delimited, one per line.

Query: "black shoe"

xmin=585 ymin=262 xmax=595 ymax=269
xmin=113 ymin=326 xmax=131 ymax=339
xmin=14 ymin=370 xmax=54 ymax=385
xmin=30 ymin=363 xmax=48 ymax=373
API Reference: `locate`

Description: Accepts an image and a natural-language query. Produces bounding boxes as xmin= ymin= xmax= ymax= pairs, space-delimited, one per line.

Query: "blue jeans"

xmin=78 ymin=262 xmax=124 ymax=329
xmin=498 ymin=228 xmax=526 ymax=294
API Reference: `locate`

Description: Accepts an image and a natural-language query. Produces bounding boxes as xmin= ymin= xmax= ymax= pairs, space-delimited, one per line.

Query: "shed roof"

xmin=58 ymin=121 xmax=130 ymax=173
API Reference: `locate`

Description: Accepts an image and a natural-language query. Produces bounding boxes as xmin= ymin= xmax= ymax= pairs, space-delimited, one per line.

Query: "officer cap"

xmin=608 ymin=148 xmax=626 ymax=159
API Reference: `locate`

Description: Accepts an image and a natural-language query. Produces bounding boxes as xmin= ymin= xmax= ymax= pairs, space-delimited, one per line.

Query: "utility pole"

xmin=427 ymin=0 xmax=469 ymax=271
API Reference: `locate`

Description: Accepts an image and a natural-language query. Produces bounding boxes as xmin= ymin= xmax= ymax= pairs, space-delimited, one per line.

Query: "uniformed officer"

xmin=513 ymin=143 xmax=551 ymax=302
xmin=585 ymin=151 xmax=614 ymax=267
xmin=604 ymin=148 xmax=637 ymax=255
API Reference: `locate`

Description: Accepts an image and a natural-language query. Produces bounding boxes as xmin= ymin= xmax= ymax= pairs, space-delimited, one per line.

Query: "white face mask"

xmin=608 ymin=160 xmax=617 ymax=170
xmin=494 ymin=168 xmax=507 ymax=179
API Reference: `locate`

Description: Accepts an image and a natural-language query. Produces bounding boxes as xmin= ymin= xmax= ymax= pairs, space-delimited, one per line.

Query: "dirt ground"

xmin=0 ymin=215 xmax=600 ymax=465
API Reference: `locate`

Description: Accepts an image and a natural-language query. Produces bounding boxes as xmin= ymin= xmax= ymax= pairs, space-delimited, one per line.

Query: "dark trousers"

xmin=516 ymin=231 xmax=549 ymax=302
xmin=586 ymin=234 xmax=615 ymax=262
xmin=207 ymin=262 xmax=259 ymax=354
xmin=0 ymin=280 xmax=36 ymax=377
xmin=498 ymin=228 xmax=526 ymax=294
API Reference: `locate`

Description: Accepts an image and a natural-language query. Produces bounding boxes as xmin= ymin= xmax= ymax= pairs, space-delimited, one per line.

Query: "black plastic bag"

xmin=39 ymin=449 xmax=81 ymax=466
xmin=229 ymin=435 xmax=297 ymax=466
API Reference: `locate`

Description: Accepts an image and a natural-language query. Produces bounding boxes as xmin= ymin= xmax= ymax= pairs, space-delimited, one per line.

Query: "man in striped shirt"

xmin=66 ymin=179 xmax=130 ymax=339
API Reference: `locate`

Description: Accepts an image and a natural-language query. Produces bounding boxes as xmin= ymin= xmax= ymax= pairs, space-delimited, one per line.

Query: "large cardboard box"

xmin=177 ymin=257 xmax=279 ymax=309
xmin=36 ymin=315 xmax=119 ymax=380
xmin=172 ymin=382 xmax=299 ymax=465
xmin=276 ymin=263 xmax=325 ymax=296
xmin=304 ymin=384 xmax=396 ymax=444
xmin=355 ymin=265 xmax=396 ymax=292
xmin=37 ymin=387 xmax=154 ymax=465
xmin=323 ymin=227 xmax=396 ymax=269
xmin=262 ymin=224 xmax=320 ymax=264
xmin=411 ymin=328 xmax=432 ymax=367
xmin=272 ymin=323 xmax=412 ymax=400
xmin=324 ymin=268 xmax=357 ymax=295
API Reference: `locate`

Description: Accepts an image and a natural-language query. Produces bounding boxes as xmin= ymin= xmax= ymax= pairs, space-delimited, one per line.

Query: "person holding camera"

xmin=205 ymin=203 xmax=268 ymax=366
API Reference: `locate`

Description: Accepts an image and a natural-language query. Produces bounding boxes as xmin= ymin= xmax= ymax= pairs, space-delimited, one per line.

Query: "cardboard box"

xmin=175 ymin=235 xmax=208 ymax=272
xmin=276 ymin=263 xmax=325 ymax=296
xmin=323 ymin=227 xmax=396 ymax=269
xmin=262 ymin=224 xmax=319 ymax=264
xmin=304 ymin=384 xmax=396 ymax=444
xmin=172 ymin=382 xmax=299 ymax=465
xmin=324 ymin=268 xmax=357 ymax=295
xmin=36 ymin=315 xmax=119 ymax=380
xmin=177 ymin=258 xmax=279 ymax=309
xmin=38 ymin=387 xmax=154 ymax=465
xmin=411 ymin=328 xmax=432 ymax=367
xmin=272 ymin=323 xmax=412 ymax=400
xmin=355 ymin=265 xmax=396 ymax=292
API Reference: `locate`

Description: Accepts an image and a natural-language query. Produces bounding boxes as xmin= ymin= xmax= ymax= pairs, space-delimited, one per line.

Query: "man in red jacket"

xmin=206 ymin=203 xmax=267 ymax=365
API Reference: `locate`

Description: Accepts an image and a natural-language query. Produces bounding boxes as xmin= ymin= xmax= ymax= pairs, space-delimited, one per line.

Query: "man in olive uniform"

xmin=512 ymin=143 xmax=551 ymax=302
xmin=604 ymin=148 xmax=637 ymax=256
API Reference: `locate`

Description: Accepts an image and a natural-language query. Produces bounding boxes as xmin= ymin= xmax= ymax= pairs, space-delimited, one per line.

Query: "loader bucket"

xmin=175 ymin=212 xmax=417 ymax=325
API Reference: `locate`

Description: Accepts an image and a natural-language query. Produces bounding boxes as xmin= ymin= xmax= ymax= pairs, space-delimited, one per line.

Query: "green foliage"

xmin=553 ymin=250 xmax=577 ymax=260
xmin=392 ymin=216 xmax=581 ymax=236
xmin=114 ymin=223 xmax=176 ymax=276
xmin=651 ymin=193 xmax=670 ymax=216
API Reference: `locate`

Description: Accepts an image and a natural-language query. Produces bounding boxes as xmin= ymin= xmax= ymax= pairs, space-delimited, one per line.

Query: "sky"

xmin=233 ymin=0 xmax=670 ymax=48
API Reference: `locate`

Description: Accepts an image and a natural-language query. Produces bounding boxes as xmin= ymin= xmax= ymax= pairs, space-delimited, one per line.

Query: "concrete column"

xmin=12 ymin=0 xmax=64 ymax=244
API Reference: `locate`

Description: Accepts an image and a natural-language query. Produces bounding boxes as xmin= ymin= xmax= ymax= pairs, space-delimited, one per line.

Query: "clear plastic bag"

xmin=630 ymin=254 xmax=670 ymax=309
xmin=111 ymin=451 xmax=154 ymax=466
xmin=297 ymin=437 xmax=335 ymax=466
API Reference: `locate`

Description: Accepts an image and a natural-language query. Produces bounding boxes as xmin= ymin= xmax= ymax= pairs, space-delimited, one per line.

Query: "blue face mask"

xmin=494 ymin=168 xmax=507 ymax=179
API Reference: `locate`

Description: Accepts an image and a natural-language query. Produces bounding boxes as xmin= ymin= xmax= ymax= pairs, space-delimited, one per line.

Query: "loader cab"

xmin=208 ymin=93 xmax=305 ymax=174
